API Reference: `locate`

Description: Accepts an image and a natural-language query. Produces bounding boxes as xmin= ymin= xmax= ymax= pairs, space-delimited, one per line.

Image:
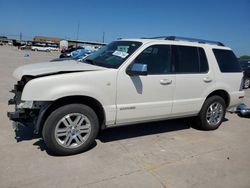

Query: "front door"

xmin=116 ymin=45 xmax=175 ymax=125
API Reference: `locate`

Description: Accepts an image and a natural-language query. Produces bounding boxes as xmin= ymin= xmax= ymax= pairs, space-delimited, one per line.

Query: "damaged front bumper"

xmin=7 ymin=110 xmax=26 ymax=121
xmin=7 ymin=81 xmax=27 ymax=122
xmin=7 ymin=81 xmax=51 ymax=134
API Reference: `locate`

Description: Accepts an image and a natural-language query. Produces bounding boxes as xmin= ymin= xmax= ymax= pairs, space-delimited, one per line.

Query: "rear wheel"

xmin=196 ymin=96 xmax=226 ymax=130
xmin=42 ymin=104 xmax=99 ymax=155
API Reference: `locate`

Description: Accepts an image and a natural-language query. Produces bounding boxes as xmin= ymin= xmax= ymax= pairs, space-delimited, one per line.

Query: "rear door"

xmin=171 ymin=45 xmax=213 ymax=116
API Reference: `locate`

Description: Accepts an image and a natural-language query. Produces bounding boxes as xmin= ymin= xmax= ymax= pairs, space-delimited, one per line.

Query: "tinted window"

xmin=133 ymin=45 xmax=171 ymax=74
xmin=199 ymin=47 xmax=209 ymax=73
xmin=213 ymin=49 xmax=241 ymax=72
xmin=173 ymin=46 xmax=199 ymax=73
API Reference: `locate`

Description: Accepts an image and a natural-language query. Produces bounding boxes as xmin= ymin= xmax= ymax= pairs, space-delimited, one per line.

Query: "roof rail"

xmin=142 ymin=36 xmax=225 ymax=46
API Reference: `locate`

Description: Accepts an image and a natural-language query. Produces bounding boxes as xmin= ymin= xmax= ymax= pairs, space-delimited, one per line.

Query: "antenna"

xmin=20 ymin=32 xmax=22 ymax=41
xmin=76 ymin=21 xmax=80 ymax=47
xmin=102 ymin=32 xmax=105 ymax=43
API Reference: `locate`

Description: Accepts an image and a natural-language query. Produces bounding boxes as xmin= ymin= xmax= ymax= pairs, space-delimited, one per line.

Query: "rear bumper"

xmin=228 ymin=91 xmax=245 ymax=108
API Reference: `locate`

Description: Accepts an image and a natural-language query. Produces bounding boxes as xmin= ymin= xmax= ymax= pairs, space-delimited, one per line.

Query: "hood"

xmin=13 ymin=60 xmax=107 ymax=80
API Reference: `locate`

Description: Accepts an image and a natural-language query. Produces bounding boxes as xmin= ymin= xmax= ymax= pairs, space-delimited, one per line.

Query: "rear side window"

xmin=172 ymin=46 xmax=208 ymax=73
xmin=213 ymin=49 xmax=241 ymax=72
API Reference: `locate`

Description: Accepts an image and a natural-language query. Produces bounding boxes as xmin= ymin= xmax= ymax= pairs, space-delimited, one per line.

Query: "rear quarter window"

xmin=213 ymin=49 xmax=241 ymax=73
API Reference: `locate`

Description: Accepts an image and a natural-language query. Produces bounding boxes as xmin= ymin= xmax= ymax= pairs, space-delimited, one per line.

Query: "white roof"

xmin=120 ymin=38 xmax=231 ymax=50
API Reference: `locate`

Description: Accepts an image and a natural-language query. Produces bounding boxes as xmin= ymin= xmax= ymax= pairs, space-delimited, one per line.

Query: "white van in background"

xmin=31 ymin=42 xmax=59 ymax=52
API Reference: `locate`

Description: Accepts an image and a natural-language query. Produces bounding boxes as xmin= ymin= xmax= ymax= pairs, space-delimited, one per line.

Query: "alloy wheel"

xmin=206 ymin=102 xmax=224 ymax=126
xmin=54 ymin=113 xmax=91 ymax=149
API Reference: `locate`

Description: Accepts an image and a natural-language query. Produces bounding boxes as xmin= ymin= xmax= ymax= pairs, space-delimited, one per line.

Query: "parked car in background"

xmin=18 ymin=45 xmax=31 ymax=50
xmin=60 ymin=46 xmax=85 ymax=58
xmin=60 ymin=46 xmax=95 ymax=58
xmin=51 ymin=53 xmax=90 ymax=62
xmin=31 ymin=42 xmax=59 ymax=52
xmin=239 ymin=60 xmax=250 ymax=88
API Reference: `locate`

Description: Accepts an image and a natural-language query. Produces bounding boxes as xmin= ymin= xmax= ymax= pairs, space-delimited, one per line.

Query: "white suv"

xmin=8 ymin=36 xmax=244 ymax=155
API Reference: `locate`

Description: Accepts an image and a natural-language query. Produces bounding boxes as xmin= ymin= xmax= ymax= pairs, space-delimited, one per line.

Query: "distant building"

xmin=33 ymin=36 xmax=62 ymax=43
xmin=33 ymin=36 xmax=105 ymax=47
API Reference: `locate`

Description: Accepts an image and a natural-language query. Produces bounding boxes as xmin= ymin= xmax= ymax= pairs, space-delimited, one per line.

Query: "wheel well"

xmin=206 ymin=90 xmax=230 ymax=107
xmin=39 ymin=96 xmax=106 ymax=133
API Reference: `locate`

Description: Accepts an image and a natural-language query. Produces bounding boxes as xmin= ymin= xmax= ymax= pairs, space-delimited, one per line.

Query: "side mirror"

xmin=126 ymin=63 xmax=148 ymax=76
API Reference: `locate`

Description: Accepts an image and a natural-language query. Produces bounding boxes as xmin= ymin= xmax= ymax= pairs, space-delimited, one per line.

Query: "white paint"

xmin=14 ymin=38 xmax=244 ymax=127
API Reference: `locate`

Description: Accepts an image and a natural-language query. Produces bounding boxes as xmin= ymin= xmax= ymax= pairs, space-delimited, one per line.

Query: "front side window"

xmin=132 ymin=45 xmax=172 ymax=75
xmin=213 ymin=49 xmax=241 ymax=73
xmin=84 ymin=41 xmax=142 ymax=68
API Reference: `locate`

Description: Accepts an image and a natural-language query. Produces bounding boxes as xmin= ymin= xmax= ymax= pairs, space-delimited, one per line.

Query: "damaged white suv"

xmin=8 ymin=36 xmax=244 ymax=155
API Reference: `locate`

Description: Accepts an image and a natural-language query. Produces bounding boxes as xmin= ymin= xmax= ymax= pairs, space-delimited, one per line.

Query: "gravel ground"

xmin=0 ymin=46 xmax=250 ymax=188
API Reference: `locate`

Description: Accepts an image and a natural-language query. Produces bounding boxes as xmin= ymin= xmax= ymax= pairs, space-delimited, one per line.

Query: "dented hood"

xmin=13 ymin=60 xmax=107 ymax=80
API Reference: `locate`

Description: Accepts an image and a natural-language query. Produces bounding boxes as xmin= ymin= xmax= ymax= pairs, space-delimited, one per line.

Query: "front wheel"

xmin=42 ymin=104 xmax=99 ymax=155
xmin=196 ymin=96 xmax=226 ymax=130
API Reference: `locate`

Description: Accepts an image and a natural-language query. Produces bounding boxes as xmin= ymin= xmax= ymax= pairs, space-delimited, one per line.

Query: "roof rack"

xmin=142 ymin=36 xmax=225 ymax=46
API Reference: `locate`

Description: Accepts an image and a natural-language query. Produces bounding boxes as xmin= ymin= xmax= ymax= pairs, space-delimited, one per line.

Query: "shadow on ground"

xmin=32 ymin=139 xmax=97 ymax=156
xmin=98 ymin=118 xmax=192 ymax=143
xmin=14 ymin=118 xmax=193 ymax=143
xmin=14 ymin=122 xmax=97 ymax=156
xmin=14 ymin=117 xmax=228 ymax=154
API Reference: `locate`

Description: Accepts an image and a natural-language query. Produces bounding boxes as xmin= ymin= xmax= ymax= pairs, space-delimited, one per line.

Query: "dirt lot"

xmin=0 ymin=46 xmax=250 ymax=188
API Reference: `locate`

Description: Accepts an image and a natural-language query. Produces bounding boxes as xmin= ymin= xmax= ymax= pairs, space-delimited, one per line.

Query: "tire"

xmin=244 ymin=78 xmax=250 ymax=89
xmin=196 ymin=96 xmax=226 ymax=130
xmin=42 ymin=104 xmax=99 ymax=155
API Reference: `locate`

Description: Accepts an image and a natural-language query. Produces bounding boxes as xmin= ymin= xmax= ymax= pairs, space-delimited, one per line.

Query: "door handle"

xmin=160 ymin=79 xmax=172 ymax=85
xmin=203 ymin=77 xmax=212 ymax=83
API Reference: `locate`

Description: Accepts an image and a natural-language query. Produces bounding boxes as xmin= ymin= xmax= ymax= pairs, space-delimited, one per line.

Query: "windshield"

xmin=84 ymin=41 xmax=142 ymax=68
